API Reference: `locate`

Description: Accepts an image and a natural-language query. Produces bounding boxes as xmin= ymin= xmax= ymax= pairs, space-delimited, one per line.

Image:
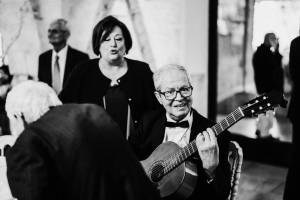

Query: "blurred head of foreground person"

xmin=6 ymin=103 xmax=160 ymax=200
xmin=5 ymin=80 xmax=62 ymax=136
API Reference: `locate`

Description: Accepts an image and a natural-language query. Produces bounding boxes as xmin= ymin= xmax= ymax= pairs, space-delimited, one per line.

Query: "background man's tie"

xmin=52 ymin=55 xmax=61 ymax=94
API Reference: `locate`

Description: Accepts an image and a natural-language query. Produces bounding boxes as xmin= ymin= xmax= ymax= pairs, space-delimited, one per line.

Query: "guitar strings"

xmin=151 ymin=107 xmax=246 ymax=180
xmin=151 ymin=142 xmax=197 ymax=179
xmin=151 ymin=149 xmax=181 ymax=179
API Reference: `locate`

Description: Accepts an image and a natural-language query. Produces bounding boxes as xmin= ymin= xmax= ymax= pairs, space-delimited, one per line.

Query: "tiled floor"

xmin=238 ymin=160 xmax=287 ymax=200
xmin=218 ymin=103 xmax=291 ymax=200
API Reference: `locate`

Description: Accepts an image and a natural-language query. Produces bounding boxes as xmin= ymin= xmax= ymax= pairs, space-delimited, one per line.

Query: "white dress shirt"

xmin=163 ymin=111 xmax=193 ymax=148
xmin=163 ymin=111 xmax=197 ymax=176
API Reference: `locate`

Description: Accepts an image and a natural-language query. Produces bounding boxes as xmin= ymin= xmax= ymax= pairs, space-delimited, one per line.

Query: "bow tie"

xmin=165 ymin=120 xmax=189 ymax=128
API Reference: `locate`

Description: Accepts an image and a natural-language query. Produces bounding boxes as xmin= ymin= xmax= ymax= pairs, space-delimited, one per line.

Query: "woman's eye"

xmin=115 ymin=37 xmax=123 ymax=41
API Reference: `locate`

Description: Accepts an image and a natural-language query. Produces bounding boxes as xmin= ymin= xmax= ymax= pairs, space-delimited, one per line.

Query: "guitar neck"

xmin=163 ymin=107 xmax=245 ymax=174
xmin=212 ymin=107 xmax=245 ymax=136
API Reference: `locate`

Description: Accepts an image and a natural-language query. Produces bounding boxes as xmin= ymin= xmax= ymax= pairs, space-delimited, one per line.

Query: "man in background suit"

xmin=252 ymin=32 xmax=283 ymax=139
xmin=38 ymin=18 xmax=89 ymax=94
xmin=129 ymin=64 xmax=231 ymax=200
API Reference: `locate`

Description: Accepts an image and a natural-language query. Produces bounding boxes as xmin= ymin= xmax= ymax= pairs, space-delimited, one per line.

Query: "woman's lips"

xmin=110 ymin=50 xmax=118 ymax=54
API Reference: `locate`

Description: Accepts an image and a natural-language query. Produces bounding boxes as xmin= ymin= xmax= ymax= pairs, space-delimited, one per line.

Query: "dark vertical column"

xmin=207 ymin=0 xmax=218 ymax=121
xmin=241 ymin=0 xmax=250 ymax=91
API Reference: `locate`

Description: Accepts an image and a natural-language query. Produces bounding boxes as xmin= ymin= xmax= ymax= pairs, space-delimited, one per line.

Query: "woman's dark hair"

xmin=92 ymin=15 xmax=132 ymax=56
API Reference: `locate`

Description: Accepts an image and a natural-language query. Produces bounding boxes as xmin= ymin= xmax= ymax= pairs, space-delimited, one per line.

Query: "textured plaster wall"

xmin=0 ymin=0 xmax=40 ymax=76
xmin=0 ymin=0 xmax=103 ymax=76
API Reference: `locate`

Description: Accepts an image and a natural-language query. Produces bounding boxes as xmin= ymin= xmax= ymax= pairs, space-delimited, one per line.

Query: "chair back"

xmin=227 ymin=141 xmax=243 ymax=200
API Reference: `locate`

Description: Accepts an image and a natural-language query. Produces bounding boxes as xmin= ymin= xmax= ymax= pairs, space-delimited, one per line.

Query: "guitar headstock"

xmin=241 ymin=90 xmax=287 ymax=117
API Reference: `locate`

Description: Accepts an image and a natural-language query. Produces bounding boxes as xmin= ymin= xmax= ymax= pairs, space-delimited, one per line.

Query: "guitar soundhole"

xmin=150 ymin=163 xmax=165 ymax=183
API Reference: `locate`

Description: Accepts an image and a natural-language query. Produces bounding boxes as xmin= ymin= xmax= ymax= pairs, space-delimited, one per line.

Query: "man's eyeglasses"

xmin=157 ymin=86 xmax=193 ymax=100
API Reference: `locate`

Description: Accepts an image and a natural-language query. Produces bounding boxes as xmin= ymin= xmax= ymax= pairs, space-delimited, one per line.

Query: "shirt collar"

xmin=52 ymin=45 xmax=68 ymax=58
xmin=166 ymin=111 xmax=193 ymax=127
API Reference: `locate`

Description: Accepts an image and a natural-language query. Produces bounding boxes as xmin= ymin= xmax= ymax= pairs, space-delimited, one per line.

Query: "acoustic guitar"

xmin=140 ymin=90 xmax=287 ymax=199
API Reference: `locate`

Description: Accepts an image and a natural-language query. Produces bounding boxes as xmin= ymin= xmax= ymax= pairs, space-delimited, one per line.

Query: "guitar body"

xmin=141 ymin=142 xmax=197 ymax=199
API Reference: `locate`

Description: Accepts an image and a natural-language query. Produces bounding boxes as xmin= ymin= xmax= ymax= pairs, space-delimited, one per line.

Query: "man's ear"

xmin=154 ymin=91 xmax=163 ymax=105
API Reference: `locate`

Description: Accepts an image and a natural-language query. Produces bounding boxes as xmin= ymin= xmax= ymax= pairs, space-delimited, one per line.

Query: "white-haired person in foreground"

xmin=5 ymin=80 xmax=62 ymax=136
xmin=0 ymin=80 xmax=61 ymax=200
xmin=5 ymin=104 xmax=160 ymax=200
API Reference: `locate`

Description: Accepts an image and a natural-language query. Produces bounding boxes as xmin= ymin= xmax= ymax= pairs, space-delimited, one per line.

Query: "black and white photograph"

xmin=0 ymin=0 xmax=298 ymax=200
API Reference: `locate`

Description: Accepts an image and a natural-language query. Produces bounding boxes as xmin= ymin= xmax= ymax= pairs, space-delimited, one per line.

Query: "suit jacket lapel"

xmin=149 ymin=114 xmax=166 ymax=149
xmin=142 ymin=113 xmax=166 ymax=158
xmin=64 ymin=46 xmax=72 ymax=86
xmin=45 ymin=51 xmax=52 ymax=85
xmin=189 ymin=109 xmax=209 ymax=142
xmin=119 ymin=58 xmax=133 ymax=98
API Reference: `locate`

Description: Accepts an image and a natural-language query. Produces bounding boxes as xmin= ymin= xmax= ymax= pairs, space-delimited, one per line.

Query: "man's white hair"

xmin=5 ymin=80 xmax=62 ymax=135
xmin=153 ymin=64 xmax=192 ymax=91
xmin=50 ymin=18 xmax=70 ymax=35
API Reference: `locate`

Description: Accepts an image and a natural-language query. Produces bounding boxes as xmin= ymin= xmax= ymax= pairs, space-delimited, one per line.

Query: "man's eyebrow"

xmin=161 ymin=88 xmax=174 ymax=91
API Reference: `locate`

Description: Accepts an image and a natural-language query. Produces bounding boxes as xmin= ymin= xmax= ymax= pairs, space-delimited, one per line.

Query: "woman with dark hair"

xmin=59 ymin=15 xmax=159 ymax=138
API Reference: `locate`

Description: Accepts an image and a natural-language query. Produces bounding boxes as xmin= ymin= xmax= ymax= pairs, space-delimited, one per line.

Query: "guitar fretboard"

xmin=163 ymin=107 xmax=245 ymax=174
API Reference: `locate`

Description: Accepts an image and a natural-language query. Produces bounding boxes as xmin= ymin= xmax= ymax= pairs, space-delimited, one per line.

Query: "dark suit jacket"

xmin=129 ymin=108 xmax=231 ymax=200
xmin=6 ymin=104 xmax=160 ymax=200
xmin=288 ymin=36 xmax=298 ymax=123
xmin=38 ymin=46 xmax=89 ymax=88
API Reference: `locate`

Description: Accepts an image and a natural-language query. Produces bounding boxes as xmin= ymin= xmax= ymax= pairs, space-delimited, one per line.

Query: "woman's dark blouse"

xmin=59 ymin=58 xmax=160 ymax=128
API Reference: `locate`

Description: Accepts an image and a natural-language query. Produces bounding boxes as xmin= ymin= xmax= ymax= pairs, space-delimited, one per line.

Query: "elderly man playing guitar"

xmin=129 ymin=64 xmax=231 ymax=200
